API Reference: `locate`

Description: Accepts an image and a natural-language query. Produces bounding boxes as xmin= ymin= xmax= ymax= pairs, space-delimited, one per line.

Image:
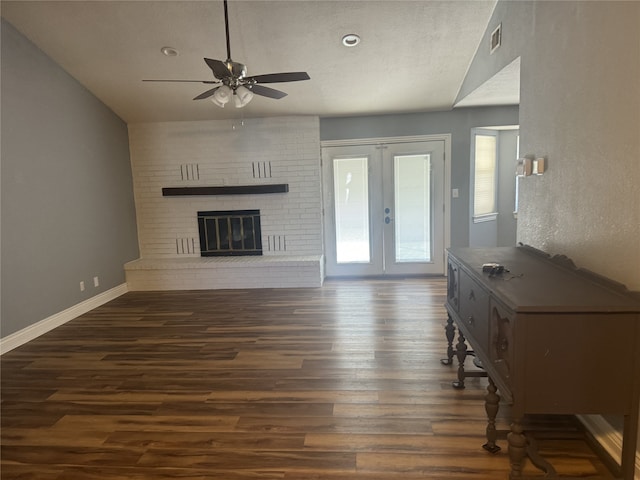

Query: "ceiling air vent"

xmin=490 ymin=23 xmax=502 ymax=54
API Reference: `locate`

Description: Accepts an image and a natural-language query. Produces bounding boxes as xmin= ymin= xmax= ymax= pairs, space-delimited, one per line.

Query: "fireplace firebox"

xmin=197 ymin=210 xmax=262 ymax=256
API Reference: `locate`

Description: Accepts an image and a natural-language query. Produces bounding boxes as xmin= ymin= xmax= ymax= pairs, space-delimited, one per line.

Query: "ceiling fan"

xmin=143 ymin=0 xmax=310 ymax=108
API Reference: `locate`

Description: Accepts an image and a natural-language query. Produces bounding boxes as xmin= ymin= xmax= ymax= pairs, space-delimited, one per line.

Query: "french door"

xmin=322 ymin=139 xmax=446 ymax=277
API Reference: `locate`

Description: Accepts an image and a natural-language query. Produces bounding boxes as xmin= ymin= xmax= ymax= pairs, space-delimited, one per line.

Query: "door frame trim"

xmin=321 ymin=134 xmax=452 ymax=269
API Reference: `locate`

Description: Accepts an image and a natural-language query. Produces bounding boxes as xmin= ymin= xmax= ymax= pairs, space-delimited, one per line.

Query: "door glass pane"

xmin=394 ymin=154 xmax=431 ymax=262
xmin=333 ymin=157 xmax=370 ymax=263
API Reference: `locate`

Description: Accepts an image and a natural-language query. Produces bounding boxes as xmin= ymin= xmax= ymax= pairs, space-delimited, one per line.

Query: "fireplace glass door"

xmin=322 ymin=140 xmax=445 ymax=277
xmin=198 ymin=210 xmax=262 ymax=256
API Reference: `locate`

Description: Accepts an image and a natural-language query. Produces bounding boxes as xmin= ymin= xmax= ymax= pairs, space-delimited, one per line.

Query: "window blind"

xmin=474 ymin=134 xmax=497 ymax=217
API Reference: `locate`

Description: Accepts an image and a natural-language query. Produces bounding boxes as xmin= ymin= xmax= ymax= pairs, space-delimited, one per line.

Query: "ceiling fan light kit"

xmin=211 ymin=85 xmax=232 ymax=107
xmin=234 ymin=86 xmax=254 ymax=108
xmin=143 ymin=0 xmax=310 ymax=109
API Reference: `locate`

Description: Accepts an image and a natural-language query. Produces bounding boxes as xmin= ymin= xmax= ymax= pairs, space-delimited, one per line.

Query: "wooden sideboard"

xmin=444 ymin=245 xmax=640 ymax=479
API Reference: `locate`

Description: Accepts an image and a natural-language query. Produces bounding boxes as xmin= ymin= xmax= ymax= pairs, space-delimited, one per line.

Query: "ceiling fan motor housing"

xmin=226 ymin=61 xmax=247 ymax=80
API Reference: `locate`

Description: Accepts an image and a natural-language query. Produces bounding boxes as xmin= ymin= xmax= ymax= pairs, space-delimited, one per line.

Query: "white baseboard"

xmin=578 ymin=414 xmax=640 ymax=479
xmin=1 ymin=283 xmax=129 ymax=355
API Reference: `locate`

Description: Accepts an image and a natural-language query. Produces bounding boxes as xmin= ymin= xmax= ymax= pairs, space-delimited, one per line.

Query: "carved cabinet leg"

xmin=441 ymin=314 xmax=456 ymax=365
xmin=482 ymin=377 xmax=501 ymax=453
xmin=452 ymin=330 xmax=468 ymax=389
xmin=508 ymin=419 xmax=527 ymax=479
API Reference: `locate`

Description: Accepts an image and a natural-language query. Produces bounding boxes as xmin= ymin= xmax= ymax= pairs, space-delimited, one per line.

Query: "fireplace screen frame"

xmin=197 ymin=209 xmax=263 ymax=257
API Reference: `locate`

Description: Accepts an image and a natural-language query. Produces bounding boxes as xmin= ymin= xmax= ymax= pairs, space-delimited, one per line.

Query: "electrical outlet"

xmin=93 ymin=276 xmax=100 ymax=287
xmin=80 ymin=281 xmax=85 ymax=292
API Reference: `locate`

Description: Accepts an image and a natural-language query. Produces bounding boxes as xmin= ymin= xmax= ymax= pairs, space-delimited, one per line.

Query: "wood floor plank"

xmin=235 ymin=415 xmax=434 ymax=435
xmin=1 ymin=427 xmax=110 ymax=447
xmin=356 ymin=450 xmax=511 ymax=474
xmin=52 ymin=414 xmax=240 ymax=432
xmin=204 ymin=389 xmax=379 ymax=403
xmin=304 ymin=432 xmax=466 ymax=452
xmin=136 ymin=449 xmax=357 ymax=471
xmin=1 ymin=444 xmax=143 ymax=467
xmin=0 ymin=464 xmax=64 ymax=480
xmin=332 ymin=402 xmax=489 ymax=419
xmin=104 ymin=431 xmax=306 ymax=450
xmin=0 ymin=278 xmax=616 ymax=479
xmin=155 ymin=401 xmax=335 ymax=417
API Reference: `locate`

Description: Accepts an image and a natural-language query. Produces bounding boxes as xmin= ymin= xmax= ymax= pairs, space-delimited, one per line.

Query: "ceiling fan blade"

xmin=143 ymin=79 xmax=219 ymax=84
xmin=249 ymin=84 xmax=288 ymax=99
xmin=204 ymin=58 xmax=232 ymax=80
xmin=193 ymin=86 xmax=221 ymax=100
xmin=247 ymin=72 xmax=310 ymax=84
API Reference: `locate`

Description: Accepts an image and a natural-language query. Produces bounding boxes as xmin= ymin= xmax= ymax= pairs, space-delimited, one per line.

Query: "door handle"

xmin=384 ymin=207 xmax=392 ymax=224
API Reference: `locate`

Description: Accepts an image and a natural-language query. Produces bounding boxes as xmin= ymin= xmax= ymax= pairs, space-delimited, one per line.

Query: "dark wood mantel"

xmin=162 ymin=184 xmax=289 ymax=196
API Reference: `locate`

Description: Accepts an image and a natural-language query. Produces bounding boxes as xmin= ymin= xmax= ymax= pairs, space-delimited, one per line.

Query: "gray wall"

xmin=497 ymin=130 xmax=518 ymax=246
xmin=1 ymin=19 xmax=140 ymax=338
xmin=462 ymin=0 xmax=640 ymax=463
xmin=320 ymin=106 xmax=519 ymax=247
xmin=461 ymin=0 xmax=640 ymax=290
xmin=519 ymin=1 xmax=640 ymax=289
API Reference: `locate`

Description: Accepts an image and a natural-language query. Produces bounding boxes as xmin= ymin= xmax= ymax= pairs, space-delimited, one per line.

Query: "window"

xmin=472 ymin=131 xmax=498 ymax=222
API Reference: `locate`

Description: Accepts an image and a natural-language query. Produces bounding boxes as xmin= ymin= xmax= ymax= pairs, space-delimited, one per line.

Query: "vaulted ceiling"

xmin=2 ymin=0 xmax=518 ymax=124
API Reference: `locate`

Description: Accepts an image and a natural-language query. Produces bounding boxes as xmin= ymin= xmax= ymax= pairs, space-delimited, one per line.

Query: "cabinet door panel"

xmin=522 ymin=313 xmax=637 ymax=414
xmin=447 ymin=258 xmax=460 ymax=312
xmin=489 ymin=300 xmax=515 ymax=395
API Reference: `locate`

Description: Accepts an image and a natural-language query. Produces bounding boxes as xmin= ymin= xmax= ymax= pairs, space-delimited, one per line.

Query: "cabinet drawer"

xmin=458 ymin=269 xmax=490 ymax=356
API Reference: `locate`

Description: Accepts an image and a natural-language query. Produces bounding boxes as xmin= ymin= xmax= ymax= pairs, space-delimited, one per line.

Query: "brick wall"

xmin=128 ymin=116 xmax=323 ymax=259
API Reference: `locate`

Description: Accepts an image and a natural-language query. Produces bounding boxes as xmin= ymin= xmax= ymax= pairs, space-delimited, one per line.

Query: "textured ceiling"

xmin=2 ymin=0 xmax=514 ymax=124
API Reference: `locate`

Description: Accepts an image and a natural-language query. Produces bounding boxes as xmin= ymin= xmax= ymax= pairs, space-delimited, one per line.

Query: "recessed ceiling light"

xmin=341 ymin=34 xmax=361 ymax=47
xmin=161 ymin=46 xmax=179 ymax=57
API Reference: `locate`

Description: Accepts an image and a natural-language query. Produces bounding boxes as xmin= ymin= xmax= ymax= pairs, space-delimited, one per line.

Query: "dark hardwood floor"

xmin=1 ymin=278 xmax=614 ymax=479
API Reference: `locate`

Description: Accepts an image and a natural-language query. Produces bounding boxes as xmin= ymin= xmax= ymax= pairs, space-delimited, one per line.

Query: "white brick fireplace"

xmin=125 ymin=116 xmax=324 ymax=290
